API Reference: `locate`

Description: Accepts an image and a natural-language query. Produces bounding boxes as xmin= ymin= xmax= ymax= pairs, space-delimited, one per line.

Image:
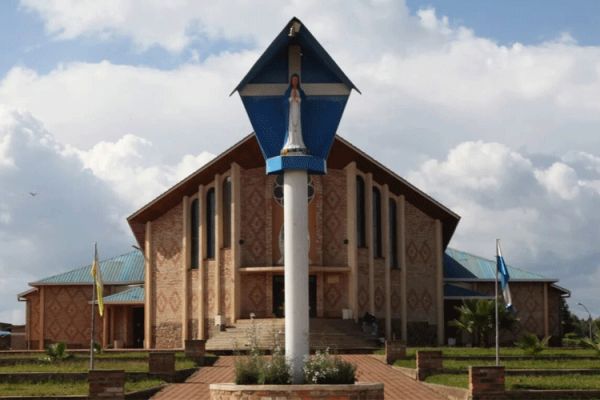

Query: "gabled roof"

xmin=444 ymin=248 xmax=555 ymax=282
xmin=30 ymin=250 xmax=144 ymax=286
xmin=232 ymin=17 xmax=359 ymax=95
xmin=101 ymin=286 xmax=144 ymax=304
xmin=128 ymin=134 xmax=460 ymax=247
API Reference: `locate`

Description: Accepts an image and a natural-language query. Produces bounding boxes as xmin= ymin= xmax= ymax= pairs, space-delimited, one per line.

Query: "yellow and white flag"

xmin=90 ymin=243 xmax=104 ymax=317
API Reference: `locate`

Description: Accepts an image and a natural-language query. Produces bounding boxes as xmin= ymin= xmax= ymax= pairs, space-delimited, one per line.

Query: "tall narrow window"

xmin=373 ymin=187 xmax=382 ymax=258
xmin=222 ymin=177 xmax=232 ymax=248
xmin=190 ymin=198 xmax=200 ymax=269
xmin=389 ymin=198 xmax=398 ymax=269
xmin=206 ymin=188 xmax=215 ymax=259
xmin=356 ymin=176 xmax=366 ymax=247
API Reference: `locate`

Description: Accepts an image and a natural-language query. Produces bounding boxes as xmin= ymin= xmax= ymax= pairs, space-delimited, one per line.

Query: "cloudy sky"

xmin=1 ymin=0 xmax=599 ymax=323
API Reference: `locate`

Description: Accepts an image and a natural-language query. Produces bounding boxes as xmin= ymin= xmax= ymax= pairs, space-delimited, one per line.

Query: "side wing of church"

xmin=18 ymin=135 xmax=569 ymax=350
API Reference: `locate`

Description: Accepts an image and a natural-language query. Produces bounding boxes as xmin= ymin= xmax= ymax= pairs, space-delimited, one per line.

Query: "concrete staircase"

xmin=206 ymin=318 xmax=381 ymax=353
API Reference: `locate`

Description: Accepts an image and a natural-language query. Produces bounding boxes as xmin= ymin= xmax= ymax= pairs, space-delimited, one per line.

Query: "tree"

xmin=450 ymin=299 xmax=518 ymax=347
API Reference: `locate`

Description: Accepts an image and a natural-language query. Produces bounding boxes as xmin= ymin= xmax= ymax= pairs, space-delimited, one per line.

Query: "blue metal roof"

xmin=444 ymin=248 xmax=553 ymax=281
xmin=32 ymin=250 xmax=144 ymax=285
xmin=102 ymin=286 xmax=144 ymax=304
xmin=444 ymin=284 xmax=493 ymax=299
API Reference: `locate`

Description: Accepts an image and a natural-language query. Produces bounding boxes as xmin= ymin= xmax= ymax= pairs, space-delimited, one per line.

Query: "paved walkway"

xmin=151 ymin=355 xmax=446 ymax=399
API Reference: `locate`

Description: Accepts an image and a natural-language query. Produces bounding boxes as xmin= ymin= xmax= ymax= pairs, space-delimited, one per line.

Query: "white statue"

xmin=281 ymin=73 xmax=307 ymax=155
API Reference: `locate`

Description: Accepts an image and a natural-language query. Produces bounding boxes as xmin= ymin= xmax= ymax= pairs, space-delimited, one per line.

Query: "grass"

xmin=0 ymin=358 xmax=197 ymax=373
xmin=394 ymin=358 xmax=600 ymax=370
xmin=0 ymin=378 xmax=164 ymax=396
xmin=380 ymin=347 xmax=599 ymax=358
xmin=425 ymin=373 xmax=600 ymax=391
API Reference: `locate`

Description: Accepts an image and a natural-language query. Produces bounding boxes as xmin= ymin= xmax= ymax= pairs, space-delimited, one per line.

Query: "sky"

xmin=0 ymin=0 xmax=599 ymax=324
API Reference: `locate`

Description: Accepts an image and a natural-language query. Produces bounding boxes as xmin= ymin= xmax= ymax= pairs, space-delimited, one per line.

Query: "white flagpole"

xmin=89 ymin=243 xmax=97 ymax=370
xmin=495 ymin=239 xmax=500 ymax=366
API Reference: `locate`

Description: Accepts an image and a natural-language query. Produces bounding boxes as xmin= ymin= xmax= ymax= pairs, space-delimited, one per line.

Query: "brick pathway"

xmin=151 ymin=355 xmax=446 ymax=399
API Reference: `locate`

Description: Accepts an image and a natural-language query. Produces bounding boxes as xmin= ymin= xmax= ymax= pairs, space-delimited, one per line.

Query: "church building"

xmin=18 ymin=134 xmax=569 ymax=350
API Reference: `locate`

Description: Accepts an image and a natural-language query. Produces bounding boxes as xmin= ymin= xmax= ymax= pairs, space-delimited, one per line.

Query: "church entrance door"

xmin=272 ymin=275 xmax=317 ymax=318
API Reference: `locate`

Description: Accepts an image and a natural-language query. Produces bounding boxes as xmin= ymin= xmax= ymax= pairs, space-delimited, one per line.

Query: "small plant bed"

xmin=425 ymin=373 xmax=600 ymax=390
xmin=394 ymin=358 xmax=600 ymax=370
xmin=0 ymin=358 xmax=196 ymax=373
xmin=0 ymin=378 xmax=164 ymax=396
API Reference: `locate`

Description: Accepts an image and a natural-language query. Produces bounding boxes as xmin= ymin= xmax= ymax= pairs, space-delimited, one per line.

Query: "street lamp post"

xmin=577 ymin=302 xmax=593 ymax=340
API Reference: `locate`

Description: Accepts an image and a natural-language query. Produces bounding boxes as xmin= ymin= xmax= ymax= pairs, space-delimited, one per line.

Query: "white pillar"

xmin=284 ymin=169 xmax=309 ymax=384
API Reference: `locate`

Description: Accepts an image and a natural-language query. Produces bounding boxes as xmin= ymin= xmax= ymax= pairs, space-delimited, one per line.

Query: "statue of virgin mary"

xmin=281 ymin=73 xmax=307 ymax=155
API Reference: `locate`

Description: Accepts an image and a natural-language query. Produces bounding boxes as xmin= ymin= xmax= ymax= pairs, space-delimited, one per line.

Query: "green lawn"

xmin=394 ymin=358 xmax=600 ymax=370
xmin=425 ymin=373 xmax=600 ymax=391
xmin=0 ymin=378 xmax=164 ymax=396
xmin=379 ymin=347 xmax=599 ymax=358
xmin=0 ymin=358 xmax=196 ymax=373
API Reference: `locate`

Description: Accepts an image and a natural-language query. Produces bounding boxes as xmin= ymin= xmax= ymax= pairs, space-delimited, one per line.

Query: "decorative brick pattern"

xmin=323 ymin=273 xmax=348 ymax=318
xmin=405 ymin=202 xmax=438 ymax=335
xmin=240 ymin=273 xmax=268 ymax=318
xmin=322 ymin=170 xmax=347 ymax=266
xmin=469 ymin=366 xmax=505 ymax=400
xmin=390 ymin=268 xmax=402 ymax=318
xmin=152 ymin=201 xmax=184 ymax=349
xmin=240 ymin=168 xmax=267 ymax=266
xmin=374 ymin=259 xmax=386 ymax=318
xmin=44 ymin=285 xmax=102 ymax=348
xmin=416 ymin=350 xmax=443 ymax=381
xmin=88 ymin=369 xmax=124 ymax=400
xmin=221 ymin=249 xmax=233 ymax=323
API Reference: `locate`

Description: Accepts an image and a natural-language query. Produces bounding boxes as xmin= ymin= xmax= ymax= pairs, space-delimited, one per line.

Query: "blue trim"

xmin=266 ymin=155 xmax=326 ymax=174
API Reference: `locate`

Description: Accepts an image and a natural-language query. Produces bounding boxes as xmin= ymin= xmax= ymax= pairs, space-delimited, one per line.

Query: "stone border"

xmin=209 ymin=382 xmax=384 ymax=399
xmin=0 ymin=385 xmax=166 ymax=400
xmin=0 ymin=368 xmax=197 ymax=384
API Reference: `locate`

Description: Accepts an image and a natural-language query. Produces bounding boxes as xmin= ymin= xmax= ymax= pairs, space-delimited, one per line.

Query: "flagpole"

xmin=495 ymin=239 xmax=500 ymax=366
xmin=89 ymin=243 xmax=97 ymax=371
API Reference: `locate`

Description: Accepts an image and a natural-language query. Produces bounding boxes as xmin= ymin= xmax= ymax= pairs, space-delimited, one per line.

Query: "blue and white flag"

xmin=496 ymin=239 xmax=514 ymax=311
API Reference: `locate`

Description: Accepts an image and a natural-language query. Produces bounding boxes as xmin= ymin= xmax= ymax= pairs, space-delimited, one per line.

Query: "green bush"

xmin=562 ymin=332 xmax=583 ymax=347
xmin=515 ymin=333 xmax=551 ymax=356
xmin=260 ymin=349 xmax=291 ymax=384
xmin=580 ymin=337 xmax=600 ymax=356
xmin=234 ymin=355 xmax=262 ymax=384
xmin=42 ymin=342 xmax=73 ymax=362
xmin=303 ymin=349 xmax=356 ymax=384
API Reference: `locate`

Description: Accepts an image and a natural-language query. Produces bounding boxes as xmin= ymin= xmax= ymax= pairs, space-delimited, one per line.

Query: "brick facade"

xmin=21 ymin=140 xmax=565 ymax=349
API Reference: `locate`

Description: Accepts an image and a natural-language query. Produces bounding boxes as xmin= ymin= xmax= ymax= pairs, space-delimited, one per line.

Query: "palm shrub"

xmin=580 ymin=336 xmax=600 ymax=356
xmin=43 ymin=342 xmax=73 ymax=362
xmin=303 ymin=348 xmax=356 ymax=384
xmin=515 ymin=333 xmax=551 ymax=356
xmin=450 ymin=299 xmax=518 ymax=347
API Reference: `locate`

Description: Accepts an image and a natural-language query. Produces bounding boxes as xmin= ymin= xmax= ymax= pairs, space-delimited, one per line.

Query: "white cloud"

xmin=0 ymin=108 xmax=130 ymax=323
xmin=68 ymin=134 xmax=214 ymax=209
xmin=5 ymin=0 xmax=600 ymax=320
xmin=409 ymin=141 xmax=600 ymax=315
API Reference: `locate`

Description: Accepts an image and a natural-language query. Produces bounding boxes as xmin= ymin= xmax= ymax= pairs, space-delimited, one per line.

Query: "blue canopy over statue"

xmin=232 ymin=17 xmax=359 ymax=174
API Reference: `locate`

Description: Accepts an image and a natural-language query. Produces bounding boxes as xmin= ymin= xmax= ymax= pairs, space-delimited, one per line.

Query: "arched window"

xmin=356 ymin=176 xmax=366 ymax=247
xmin=222 ymin=177 xmax=232 ymax=248
xmin=206 ymin=188 xmax=215 ymax=259
xmin=389 ymin=198 xmax=398 ymax=269
xmin=373 ymin=187 xmax=382 ymax=258
xmin=190 ymin=198 xmax=199 ymax=269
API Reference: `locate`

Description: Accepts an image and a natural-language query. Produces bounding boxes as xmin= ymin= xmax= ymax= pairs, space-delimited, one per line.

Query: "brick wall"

xmin=405 ymin=202 xmax=438 ymax=344
xmin=152 ymin=202 xmax=184 ymax=349
xmin=240 ymin=168 xmax=267 ymax=266
xmin=322 ymin=170 xmax=347 ymax=266
xmin=42 ymin=285 xmax=102 ymax=348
